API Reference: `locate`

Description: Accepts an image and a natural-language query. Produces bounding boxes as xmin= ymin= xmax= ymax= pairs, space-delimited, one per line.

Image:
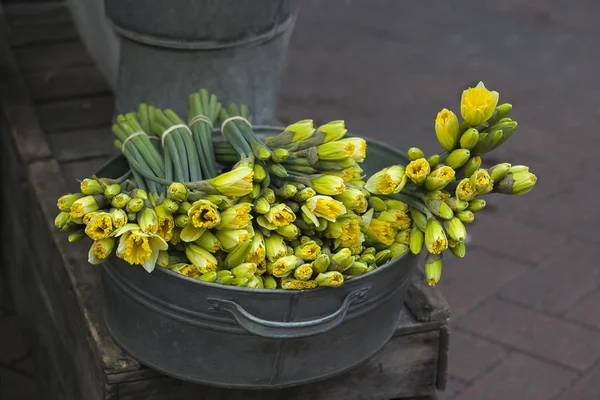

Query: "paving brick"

xmin=565 ymin=289 xmax=600 ymax=331
xmin=500 ymin=240 xmax=600 ymax=314
xmin=437 ymin=376 xmax=468 ymax=400
xmin=454 ymin=353 xmax=577 ymax=400
xmin=0 ymin=317 xmax=30 ymax=365
xmin=437 ymin=250 xmax=528 ymax=319
xmin=468 ymin=212 xmax=566 ymax=265
xmin=448 ymin=330 xmax=508 ymax=382
xmin=0 ymin=366 xmax=40 ymax=400
xmin=556 ymin=361 xmax=600 ymax=400
xmin=456 ymin=299 xmax=600 ymax=371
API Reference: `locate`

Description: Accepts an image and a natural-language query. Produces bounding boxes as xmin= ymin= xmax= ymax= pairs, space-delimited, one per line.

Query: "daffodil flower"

xmin=365 ymin=166 xmax=407 ymax=194
xmin=304 ymin=195 xmax=346 ymax=222
xmin=460 ymin=81 xmax=499 ymax=126
xmin=88 ymin=237 xmax=116 ymax=265
xmin=209 ymin=167 xmax=254 ymax=197
xmin=217 ymin=202 xmax=253 ymax=230
xmin=85 ymin=212 xmax=114 ymax=240
xmin=114 ymin=224 xmax=168 ymax=272
xmin=181 ymin=200 xmax=221 ymax=242
xmin=434 ymin=109 xmax=460 ymax=152
xmin=265 ymin=203 xmax=296 ymax=228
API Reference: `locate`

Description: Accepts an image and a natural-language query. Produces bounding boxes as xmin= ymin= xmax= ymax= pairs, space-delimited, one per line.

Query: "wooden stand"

xmin=0 ymin=3 xmax=450 ymax=399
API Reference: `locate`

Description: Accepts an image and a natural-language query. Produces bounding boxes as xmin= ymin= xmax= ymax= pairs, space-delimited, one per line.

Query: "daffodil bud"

xmin=368 ymin=196 xmax=387 ymax=212
xmin=264 ymin=233 xmax=286 ymax=262
xmin=424 ymin=166 xmax=456 ymax=191
xmin=187 ymin=167 xmax=254 ymax=197
xmin=406 ymin=158 xmax=431 ymax=185
xmin=311 ymin=253 xmax=330 ymax=274
xmin=87 ymin=237 xmax=116 ymax=264
xmin=269 ymin=255 xmax=299 ymax=278
xmin=425 ymin=219 xmax=448 ymax=254
xmin=279 ymin=278 xmax=317 ymax=290
xmin=407 ymin=147 xmax=425 ymax=161
xmin=295 ymin=240 xmax=321 ymax=261
xmin=125 ymin=198 xmax=144 ymax=213
xmin=425 ymin=190 xmax=450 ymax=201
xmin=304 ymin=196 xmax=346 ymax=222
xmin=70 ymin=195 xmax=107 ymax=219
xmin=103 ymin=183 xmax=121 ymax=199
xmin=423 ymin=198 xmax=454 ymax=220
xmin=463 ymin=156 xmax=482 ymax=178
xmin=449 ymin=241 xmax=466 ymax=258
xmin=468 ymin=199 xmax=486 ymax=212
xmin=57 ymin=193 xmax=83 ymax=212
xmin=488 ymin=163 xmax=511 ymax=182
xmin=409 ymin=226 xmax=424 ymax=255
xmin=409 ymin=207 xmax=428 ymax=231
xmin=275 ymin=184 xmax=298 ymax=199
xmin=307 ymin=175 xmax=345 ymax=196
xmin=333 ymin=187 xmax=365 ymax=211
xmin=460 ymin=81 xmax=499 ymax=126
xmin=276 ymin=223 xmax=300 ymax=240
xmin=80 ymin=178 xmax=104 ymax=195
xmin=316 ymin=139 xmax=354 ymax=161
xmin=366 ymin=219 xmax=396 ymax=246
xmin=469 ymin=169 xmax=492 ymax=193
xmin=456 ymin=178 xmax=476 ymax=202
xmin=494 ymin=172 xmax=537 ymax=196
xmin=485 ymin=103 xmax=512 ymax=126
xmin=215 ymin=275 xmax=234 ymax=285
xmin=110 ymin=208 xmax=127 ymax=229
xmin=158 ymin=199 xmax=177 ymax=215
xmin=184 ymin=243 xmax=218 ymax=272
xmin=347 ymin=261 xmax=368 ymax=276
xmin=395 ymin=230 xmax=410 ymax=245
xmin=385 ymin=199 xmax=408 ymax=212
xmin=361 ymin=254 xmax=376 ymax=265
xmin=68 ymin=232 xmax=86 ymax=242
xmin=263 ymin=275 xmax=278 ymax=289
xmin=427 ymin=154 xmax=440 ymax=168
xmin=444 ymin=217 xmax=466 ymax=242
xmin=456 ymin=210 xmax=475 ymax=223
xmin=215 ymin=229 xmax=252 ymax=251
xmin=127 ymin=212 xmax=136 ymax=222
xmin=294 ymin=264 xmax=314 ymax=281
xmin=186 ymin=200 xmax=221 ymax=229
xmin=255 ymin=198 xmax=271 ymax=214
xmin=264 ymin=203 xmax=295 ymax=228
xmin=509 ymin=165 xmax=529 ymax=174
xmin=311 ymin=270 xmax=343 ymax=288
xmin=231 ymin=263 xmax=258 ymax=279
xmin=425 ymin=252 xmax=443 ymax=286
xmin=445 ymin=149 xmax=471 ymax=170
xmin=459 ymin=128 xmax=479 ymax=150
xmin=246 ymin=275 xmax=264 ymax=289
xmin=55 ymin=212 xmax=71 ymax=230
xmin=227 ymin=277 xmax=248 ymax=287
xmin=362 ymin=247 xmax=376 ymax=256
xmin=175 ymin=214 xmax=189 ymax=228
xmin=445 ymin=197 xmax=469 ymax=212
xmin=272 ymin=148 xmax=289 ymax=163
xmin=292 ymin=187 xmax=315 ymax=203
xmin=375 ymin=249 xmax=391 ymax=266
xmin=138 ymin=208 xmax=159 ymax=234
xmin=435 ymin=109 xmax=460 ymax=152
xmin=491 ymin=121 xmax=517 ymax=150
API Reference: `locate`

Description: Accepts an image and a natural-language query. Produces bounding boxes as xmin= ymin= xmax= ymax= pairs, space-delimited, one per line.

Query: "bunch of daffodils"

xmin=54 ymin=83 xmax=536 ymax=289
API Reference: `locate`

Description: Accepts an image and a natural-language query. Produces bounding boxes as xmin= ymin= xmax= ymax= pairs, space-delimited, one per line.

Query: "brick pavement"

xmin=2 ymin=1 xmax=600 ymax=399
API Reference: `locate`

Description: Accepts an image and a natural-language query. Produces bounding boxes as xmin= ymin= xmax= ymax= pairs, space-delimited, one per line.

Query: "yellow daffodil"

xmin=114 ymin=224 xmax=168 ymax=272
xmin=70 ymin=195 xmax=105 ymax=219
xmin=85 ymin=212 xmax=114 ymax=240
xmin=425 ymin=253 xmax=443 ymax=286
xmin=495 ymin=172 xmax=537 ymax=196
xmin=455 ymin=178 xmax=476 ymax=202
xmin=110 ymin=208 xmax=127 ymax=229
xmin=138 ymin=208 xmax=159 ymax=234
xmin=245 ymin=232 xmax=266 ymax=267
xmin=80 ymin=178 xmax=104 ymax=195
xmin=208 ymin=166 xmax=254 ymax=197
xmin=460 ymin=81 xmax=499 ymax=126
xmin=310 ymin=175 xmax=346 ymax=195
xmin=378 ymin=210 xmax=412 ymax=230
xmin=317 ymin=120 xmax=347 ymax=143
xmin=365 ymin=165 xmax=407 ymax=195
xmin=435 ymin=109 xmax=460 ymax=152
xmin=214 ymin=229 xmax=253 ymax=251
xmin=336 ymin=138 xmax=367 ymax=162
xmin=265 ymin=233 xmax=288 ymax=262
xmin=295 ymin=240 xmax=321 ymax=261
xmin=88 ymin=237 xmax=116 ymax=265
xmin=304 ymin=195 xmax=346 ymax=222
xmin=406 ymin=159 xmax=431 ymax=185
xmin=424 ymin=166 xmax=455 ymax=191
xmin=265 ymin=203 xmax=296 ymax=227
xmin=268 ymin=255 xmax=299 ymax=278
xmin=316 ymin=140 xmax=355 ymax=160
xmin=167 ymin=182 xmax=188 ymax=202
xmin=424 ymin=219 xmax=447 ymax=255
xmin=195 ymin=230 xmax=222 ymax=252
xmin=184 ymin=243 xmax=218 ymax=272
xmin=366 ymin=219 xmax=396 ymax=246
xmin=334 ymin=187 xmax=366 ymax=211
xmin=181 ymin=200 xmax=221 ymax=242
xmin=57 ymin=193 xmax=83 ymax=212
xmin=216 ymin=202 xmax=253 ymax=230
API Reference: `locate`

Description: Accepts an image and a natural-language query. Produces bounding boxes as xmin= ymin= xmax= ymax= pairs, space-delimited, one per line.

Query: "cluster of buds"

xmin=53 ymin=83 xmax=537 ymax=290
xmin=365 ymin=82 xmax=537 ymax=286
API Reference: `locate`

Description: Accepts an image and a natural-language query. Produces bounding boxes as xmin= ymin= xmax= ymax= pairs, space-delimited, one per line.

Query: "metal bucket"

xmin=104 ymin=0 xmax=299 ymax=124
xmin=99 ymin=127 xmax=417 ymax=389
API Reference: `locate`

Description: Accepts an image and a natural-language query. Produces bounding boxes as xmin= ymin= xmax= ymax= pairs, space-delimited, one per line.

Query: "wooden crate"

xmin=0 ymin=3 xmax=450 ymax=399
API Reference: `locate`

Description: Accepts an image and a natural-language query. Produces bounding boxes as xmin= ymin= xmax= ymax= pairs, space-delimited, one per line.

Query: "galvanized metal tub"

xmin=98 ymin=126 xmax=416 ymax=389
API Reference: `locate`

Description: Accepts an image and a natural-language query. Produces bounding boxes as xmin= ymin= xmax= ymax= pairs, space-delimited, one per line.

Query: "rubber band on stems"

xmin=189 ymin=115 xmax=214 ymax=129
xmin=121 ymin=131 xmax=148 ymax=154
xmin=220 ymin=116 xmax=251 ymax=132
xmin=161 ymin=124 xmax=192 ymax=146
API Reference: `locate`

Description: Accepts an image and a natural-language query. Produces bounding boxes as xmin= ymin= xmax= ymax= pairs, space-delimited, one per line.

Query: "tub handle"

xmin=207 ymin=286 xmax=371 ymax=339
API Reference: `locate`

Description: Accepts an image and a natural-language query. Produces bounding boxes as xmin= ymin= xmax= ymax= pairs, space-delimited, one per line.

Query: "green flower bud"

xmin=494 ymin=172 xmax=537 ymax=196
xmin=349 ymin=261 xmax=369 ymax=276
xmin=198 ymin=272 xmax=217 ymax=283
xmin=104 ymin=183 xmax=121 ymax=199
xmin=175 ymin=214 xmax=190 ymax=228
xmin=295 ymin=240 xmax=321 ymax=261
xmin=425 ymin=219 xmax=448 ymax=254
xmin=395 ymin=229 xmax=410 ymax=245
xmin=464 ymin=156 xmax=482 ymax=178
xmin=269 ymin=255 xmax=300 ymax=278
xmin=409 ymin=226 xmax=424 ymax=255
xmin=406 ymin=158 xmax=431 ymax=185
xmin=276 ymin=184 xmax=298 ymax=199
xmin=284 ymin=201 xmax=300 ymax=214
xmin=272 ymin=148 xmax=289 ymax=163
xmin=294 ymin=264 xmax=314 ymax=281
xmin=231 ymin=277 xmax=250 ymax=287
xmin=459 ymin=128 xmax=479 ymax=150
xmin=456 ymin=210 xmax=475 ymax=224
xmin=216 ymin=270 xmax=232 ymax=279
xmin=177 ymin=201 xmax=192 ymax=215
xmin=223 ymin=240 xmax=253 ymax=269
xmin=361 ymin=254 xmax=376 ymax=265
xmin=509 ymin=165 xmax=529 ymax=174
xmin=489 ymin=163 xmax=511 ymax=182
xmin=255 ymin=197 xmax=271 ymax=214
xmin=126 ymin=197 xmax=144 ymax=213
xmin=80 ymin=178 xmax=104 ymax=195
xmin=276 ymin=223 xmax=300 ymax=240
xmin=425 ymin=252 xmax=443 ymax=286
xmin=368 ymin=196 xmax=387 ymax=212
xmin=131 ymin=188 xmax=148 ymax=201
xmin=362 ymin=247 xmax=376 ymax=256
xmin=264 ymin=276 xmax=278 ymax=289
xmin=407 ymin=147 xmax=425 ymax=161
xmin=425 ymin=190 xmax=450 ymax=201
xmin=262 ymin=188 xmax=276 ymax=203
xmin=294 ymin=187 xmax=317 ymax=202
xmin=427 ymin=154 xmax=440 ymax=168
xmin=252 ymin=163 xmax=267 ymax=183
xmin=315 ymin=271 xmax=344 ymax=287
xmin=469 ymin=169 xmax=492 ymax=193
xmin=70 ymin=195 xmax=107 ymax=219
xmin=409 ymin=207 xmax=428 ymax=232
xmin=390 ymin=243 xmax=409 ymax=259
xmin=57 ymin=193 xmax=83 ymax=212
xmin=280 ymin=278 xmax=317 ymax=290
xmin=444 ymin=217 xmax=466 ymax=242
xmin=161 ymin=199 xmax=179 ymax=214
xmin=246 ymin=275 xmax=263 ymax=289
xmin=311 ymin=253 xmax=330 ymax=274
xmin=232 ymin=263 xmax=258 ymax=279
xmin=127 ymin=212 xmax=136 ymax=222
xmin=55 ymin=212 xmax=71 ymax=230
xmin=445 ymin=197 xmax=469 ymax=212
xmin=110 ymin=193 xmax=130 ymax=209
xmin=375 ymin=249 xmax=391 ymax=266
xmin=423 ymin=197 xmax=454 ymax=220
xmin=445 ymin=149 xmax=471 ymax=170
xmin=485 ymin=103 xmax=512 ymax=126
xmin=449 ymin=242 xmax=466 ymax=258
xmin=216 ymin=275 xmax=234 ymax=285
xmin=424 ymin=166 xmax=456 ymax=191
xmin=310 ymin=175 xmax=346 ymax=196
xmin=138 ymin=208 xmax=159 ymax=234
xmin=314 ymin=218 xmax=328 ymax=232
xmin=468 ymin=199 xmax=486 ymax=212
xmin=385 ymin=199 xmax=408 ymax=212
xmin=455 ymin=178 xmax=476 ymax=202
xmin=435 ymin=109 xmax=460 ymax=152
xmin=250 ymin=183 xmax=261 ymax=199
xmin=68 ymin=232 xmax=86 ymax=242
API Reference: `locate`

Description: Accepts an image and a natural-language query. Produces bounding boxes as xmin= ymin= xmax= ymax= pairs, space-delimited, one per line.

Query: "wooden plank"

xmin=13 ymin=41 xmax=93 ymax=71
xmin=48 ymin=127 xmax=115 ymax=162
xmin=116 ymin=330 xmax=440 ymax=400
xmin=406 ymin=267 xmax=451 ymax=323
xmin=36 ymin=94 xmax=114 ymax=133
xmin=10 ymin=22 xmax=78 ymax=48
xmin=24 ymin=66 xmax=111 ymax=101
xmin=4 ymin=2 xmax=72 ymax=27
